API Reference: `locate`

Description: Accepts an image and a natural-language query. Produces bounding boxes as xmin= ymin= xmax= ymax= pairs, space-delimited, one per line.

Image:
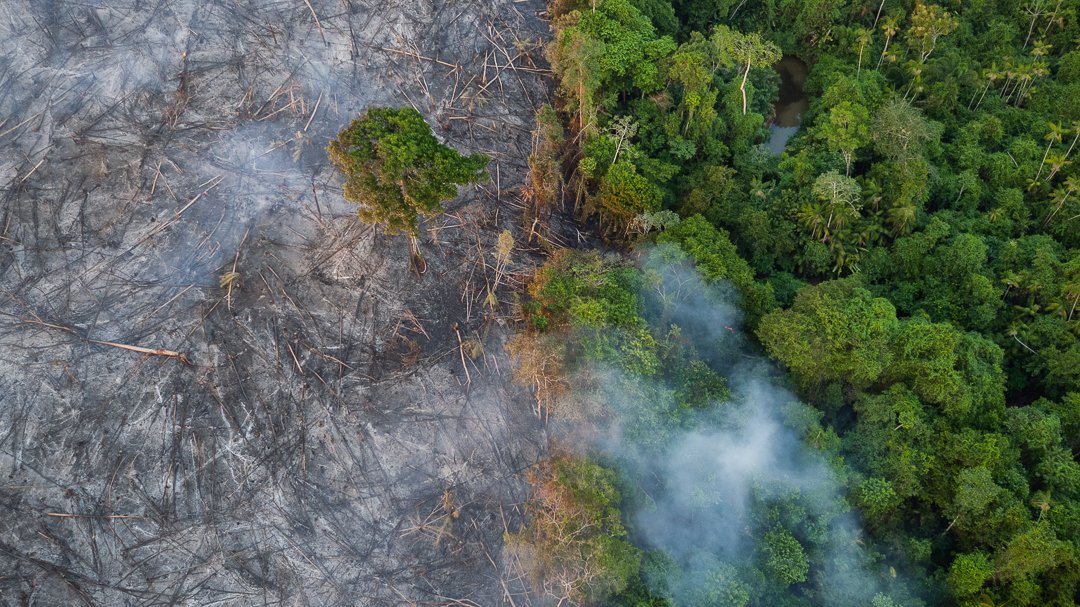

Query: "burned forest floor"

xmin=0 ymin=1 xmax=554 ymax=604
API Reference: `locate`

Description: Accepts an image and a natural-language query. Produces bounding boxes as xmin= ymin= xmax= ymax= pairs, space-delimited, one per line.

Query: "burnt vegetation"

xmin=0 ymin=0 xmax=556 ymax=605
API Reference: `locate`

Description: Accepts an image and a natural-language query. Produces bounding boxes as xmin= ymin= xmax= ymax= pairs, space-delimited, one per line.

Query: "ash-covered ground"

xmin=0 ymin=1 xmax=553 ymax=604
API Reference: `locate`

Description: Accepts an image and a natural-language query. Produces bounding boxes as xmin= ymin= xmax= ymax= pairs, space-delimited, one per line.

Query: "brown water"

xmin=766 ymin=56 xmax=809 ymax=154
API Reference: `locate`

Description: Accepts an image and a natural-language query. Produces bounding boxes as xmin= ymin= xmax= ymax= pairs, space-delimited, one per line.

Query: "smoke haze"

xmin=582 ymin=247 xmax=896 ymax=606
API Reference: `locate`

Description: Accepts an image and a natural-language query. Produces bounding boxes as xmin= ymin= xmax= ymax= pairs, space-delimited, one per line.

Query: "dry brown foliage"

xmin=505 ymin=331 xmax=568 ymax=420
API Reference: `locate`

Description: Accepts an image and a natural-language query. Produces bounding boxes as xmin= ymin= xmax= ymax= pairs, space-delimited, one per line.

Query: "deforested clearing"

xmin=0 ymin=1 xmax=551 ymax=604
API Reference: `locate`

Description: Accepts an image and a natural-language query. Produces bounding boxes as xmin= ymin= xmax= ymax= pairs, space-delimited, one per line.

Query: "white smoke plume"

xmin=577 ymin=248 xmax=907 ymax=606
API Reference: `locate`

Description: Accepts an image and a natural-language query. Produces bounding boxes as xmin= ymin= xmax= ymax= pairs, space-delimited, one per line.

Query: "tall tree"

xmin=547 ymin=0 xmax=671 ymax=135
xmin=871 ymin=98 xmax=935 ymax=162
xmin=907 ymin=1 xmax=958 ymax=64
xmin=761 ymin=528 xmax=810 ymax=586
xmin=877 ymin=15 xmax=900 ymax=69
xmin=1033 ymin=121 xmax=1067 ymax=185
xmin=547 ymin=22 xmax=604 ymax=134
xmin=711 ymin=25 xmax=781 ymax=115
xmin=947 ymin=552 xmax=994 ymax=598
xmin=823 ymin=101 xmax=872 ymax=175
xmin=667 ymin=32 xmax=721 ymax=138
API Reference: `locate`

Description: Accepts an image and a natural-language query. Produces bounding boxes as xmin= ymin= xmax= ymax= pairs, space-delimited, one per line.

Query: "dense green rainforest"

xmin=505 ymin=0 xmax=1080 ymax=605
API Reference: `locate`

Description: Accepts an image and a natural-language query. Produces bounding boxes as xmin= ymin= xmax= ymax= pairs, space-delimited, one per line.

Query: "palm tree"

xmin=1031 ymin=39 xmax=1052 ymax=59
xmin=1061 ymin=121 xmax=1080 ymax=163
xmin=1023 ymin=0 xmax=1048 ymax=49
xmin=856 ymin=29 xmax=873 ymax=78
xmin=796 ymin=201 xmax=829 ymax=242
xmin=1008 ymin=322 xmax=1040 ymax=354
xmin=998 ymin=59 xmax=1016 ymax=96
xmin=828 ymin=236 xmax=865 ymax=275
xmin=857 ymin=213 xmax=888 ymax=246
xmin=749 ymin=177 xmax=774 ymax=200
xmin=797 ymin=198 xmax=862 ymax=244
xmin=873 ymin=0 xmax=887 ymax=29
xmin=1005 ymin=64 xmax=1031 ymax=104
xmin=1008 ymin=42 xmax=1049 ymax=106
xmin=1041 ymin=0 xmax=1065 ymax=38
xmin=1018 ymin=271 xmax=1046 ymax=307
xmin=1002 ymin=272 xmax=1022 ymax=301
xmin=1063 ymin=274 xmax=1080 ymax=321
xmin=997 ymin=62 xmax=1023 ymax=101
xmin=877 ymin=16 xmax=899 ymax=70
xmin=904 ymin=63 xmax=924 ymax=101
xmin=1034 ymin=121 xmax=1066 ymax=183
xmin=1044 ymin=151 xmax=1069 ymax=181
xmin=888 ymin=204 xmax=917 ymax=236
xmin=971 ymin=63 xmax=1001 ymax=111
xmin=1016 ymin=60 xmax=1049 ymax=106
xmin=1043 ymin=175 xmax=1078 ymax=226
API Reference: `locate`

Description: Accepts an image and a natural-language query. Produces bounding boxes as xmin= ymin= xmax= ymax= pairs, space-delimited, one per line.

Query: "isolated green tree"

xmin=596 ymin=160 xmax=663 ymax=234
xmin=946 ymin=466 xmax=1006 ymax=534
xmin=856 ymin=477 xmax=902 ymax=525
xmin=327 ymin=106 xmax=488 ymax=235
xmin=668 ymin=32 xmax=720 ymax=139
xmin=684 ymin=560 xmax=751 ymax=607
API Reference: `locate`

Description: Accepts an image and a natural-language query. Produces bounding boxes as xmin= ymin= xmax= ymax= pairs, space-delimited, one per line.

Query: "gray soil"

xmin=0 ymin=1 xmax=552 ymax=604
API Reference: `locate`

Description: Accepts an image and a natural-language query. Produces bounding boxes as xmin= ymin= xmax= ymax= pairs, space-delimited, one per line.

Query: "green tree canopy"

xmin=871 ymin=98 xmax=936 ymax=162
xmin=757 ymin=278 xmax=897 ymax=389
xmin=531 ymin=1 xmax=1080 ymax=604
xmin=822 ymin=101 xmax=871 ymax=175
xmin=947 ymin=551 xmax=993 ymax=598
xmin=327 ymin=106 xmax=488 ymax=235
xmin=710 ymin=25 xmax=781 ymax=115
xmin=906 ymin=1 xmax=958 ymax=64
xmin=761 ymin=528 xmax=810 ymax=587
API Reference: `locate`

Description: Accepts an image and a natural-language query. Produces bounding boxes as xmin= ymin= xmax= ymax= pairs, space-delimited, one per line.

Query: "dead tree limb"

xmin=23 ymin=315 xmax=191 ymax=365
xmin=453 ymin=322 xmax=472 ymax=390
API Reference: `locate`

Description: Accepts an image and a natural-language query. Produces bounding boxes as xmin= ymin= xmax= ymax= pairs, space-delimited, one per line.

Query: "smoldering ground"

xmin=0 ymin=0 xmax=553 ymax=605
xmin=579 ymin=249 xmax=906 ymax=606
